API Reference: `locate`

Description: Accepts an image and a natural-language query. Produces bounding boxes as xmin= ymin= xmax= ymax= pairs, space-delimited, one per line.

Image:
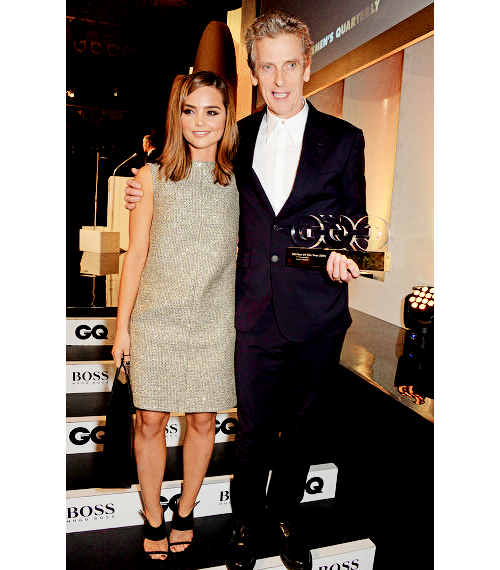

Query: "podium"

xmin=106 ymin=175 xmax=130 ymax=251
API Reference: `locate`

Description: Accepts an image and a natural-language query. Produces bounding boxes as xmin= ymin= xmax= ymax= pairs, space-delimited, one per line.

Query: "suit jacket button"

xmin=273 ymin=224 xmax=280 ymax=231
xmin=271 ymin=255 xmax=279 ymax=263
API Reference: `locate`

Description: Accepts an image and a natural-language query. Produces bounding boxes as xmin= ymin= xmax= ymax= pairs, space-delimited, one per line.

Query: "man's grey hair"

xmin=244 ymin=10 xmax=314 ymax=74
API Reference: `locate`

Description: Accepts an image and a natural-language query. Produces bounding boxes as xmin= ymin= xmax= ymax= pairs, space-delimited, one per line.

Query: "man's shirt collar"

xmin=263 ymin=98 xmax=309 ymax=146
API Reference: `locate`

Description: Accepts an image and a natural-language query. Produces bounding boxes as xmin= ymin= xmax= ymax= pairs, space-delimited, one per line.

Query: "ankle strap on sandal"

xmin=142 ymin=516 xmax=167 ymax=541
xmin=171 ymin=500 xmax=195 ymax=531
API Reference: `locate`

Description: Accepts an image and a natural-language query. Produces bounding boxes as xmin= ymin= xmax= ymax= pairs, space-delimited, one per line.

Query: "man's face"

xmin=142 ymin=137 xmax=149 ymax=152
xmin=250 ymin=34 xmax=311 ymax=120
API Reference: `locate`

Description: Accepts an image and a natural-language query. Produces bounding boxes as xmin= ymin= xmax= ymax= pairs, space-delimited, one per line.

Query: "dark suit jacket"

xmin=145 ymin=148 xmax=161 ymax=164
xmin=234 ymin=102 xmax=367 ymax=342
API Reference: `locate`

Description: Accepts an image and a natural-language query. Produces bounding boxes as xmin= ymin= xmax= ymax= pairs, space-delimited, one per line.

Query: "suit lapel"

xmin=239 ymin=103 xmax=332 ymax=219
xmin=238 ymin=108 xmax=274 ymax=216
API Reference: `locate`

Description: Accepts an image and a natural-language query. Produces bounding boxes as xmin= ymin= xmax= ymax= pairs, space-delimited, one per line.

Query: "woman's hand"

xmin=112 ymin=329 xmax=131 ymax=368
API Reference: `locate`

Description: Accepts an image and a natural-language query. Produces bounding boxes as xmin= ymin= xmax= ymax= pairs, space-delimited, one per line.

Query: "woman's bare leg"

xmin=135 ymin=409 xmax=171 ymax=560
xmin=169 ymin=412 xmax=217 ymax=552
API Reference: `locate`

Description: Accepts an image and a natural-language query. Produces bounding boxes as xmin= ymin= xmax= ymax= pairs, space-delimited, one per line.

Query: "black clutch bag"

xmin=101 ymin=358 xmax=136 ymax=488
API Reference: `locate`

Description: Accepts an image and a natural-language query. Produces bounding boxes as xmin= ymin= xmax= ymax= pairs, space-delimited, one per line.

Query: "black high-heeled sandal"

xmin=140 ymin=511 xmax=169 ymax=561
xmin=169 ymin=498 xmax=197 ymax=553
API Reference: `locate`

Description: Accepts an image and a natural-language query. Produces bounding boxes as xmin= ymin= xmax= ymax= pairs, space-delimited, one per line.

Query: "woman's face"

xmin=181 ymin=85 xmax=227 ymax=161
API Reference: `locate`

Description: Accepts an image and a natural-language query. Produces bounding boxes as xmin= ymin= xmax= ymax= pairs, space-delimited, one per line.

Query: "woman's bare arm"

xmin=112 ymin=165 xmax=154 ymax=365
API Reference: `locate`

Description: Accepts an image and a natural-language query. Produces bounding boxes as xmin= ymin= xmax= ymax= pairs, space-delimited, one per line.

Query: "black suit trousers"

xmin=231 ymin=301 xmax=346 ymax=524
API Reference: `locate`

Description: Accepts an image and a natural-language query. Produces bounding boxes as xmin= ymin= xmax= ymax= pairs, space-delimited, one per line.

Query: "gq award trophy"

xmin=285 ymin=214 xmax=390 ymax=271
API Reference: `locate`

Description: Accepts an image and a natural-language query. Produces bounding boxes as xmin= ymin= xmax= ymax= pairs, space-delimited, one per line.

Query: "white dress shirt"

xmin=252 ymin=99 xmax=309 ymax=215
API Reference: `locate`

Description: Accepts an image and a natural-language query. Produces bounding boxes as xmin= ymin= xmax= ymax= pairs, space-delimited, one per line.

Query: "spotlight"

xmin=74 ymin=40 xmax=87 ymax=53
xmin=404 ymin=286 xmax=434 ymax=332
xmin=91 ymin=41 xmax=103 ymax=55
xmin=395 ymin=286 xmax=434 ymax=404
xmin=107 ymin=44 xmax=119 ymax=57
xmin=123 ymin=46 xmax=136 ymax=58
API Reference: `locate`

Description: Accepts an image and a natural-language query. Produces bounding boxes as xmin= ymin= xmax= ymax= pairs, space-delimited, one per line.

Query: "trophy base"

xmin=285 ymin=247 xmax=386 ymax=271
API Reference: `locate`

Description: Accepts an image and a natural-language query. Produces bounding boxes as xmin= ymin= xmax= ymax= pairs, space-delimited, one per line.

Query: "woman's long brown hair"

xmin=159 ymin=71 xmax=238 ymax=186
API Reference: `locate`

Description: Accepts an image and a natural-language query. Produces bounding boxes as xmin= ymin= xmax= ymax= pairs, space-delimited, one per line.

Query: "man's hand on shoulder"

xmin=124 ymin=167 xmax=144 ymax=210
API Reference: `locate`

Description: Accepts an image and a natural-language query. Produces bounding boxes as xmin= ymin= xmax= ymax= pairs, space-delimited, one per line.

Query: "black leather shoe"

xmin=225 ymin=524 xmax=257 ymax=570
xmin=277 ymin=519 xmax=312 ymax=570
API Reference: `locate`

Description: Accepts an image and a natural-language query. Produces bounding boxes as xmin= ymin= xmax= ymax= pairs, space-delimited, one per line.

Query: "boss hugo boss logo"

xmin=219 ymin=490 xmax=230 ymax=505
xmin=67 ymin=503 xmax=115 ymax=523
xmin=318 ymin=561 xmax=359 ymax=570
xmin=164 ymin=423 xmax=180 ymax=436
xmin=72 ymin=370 xmax=110 ymax=384
xmin=69 ymin=426 xmax=106 ymax=446
xmin=67 ymin=364 xmax=115 ymax=394
xmin=305 ymin=476 xmax=324 ymax=495
xmin=215 ymin=417 xmax=240 ymax=435
xmin=75 ymin=324 xmax=109 ymax=340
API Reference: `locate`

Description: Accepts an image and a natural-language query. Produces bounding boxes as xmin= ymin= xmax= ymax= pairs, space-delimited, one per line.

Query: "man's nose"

xmin=274 ymin=68 xmax=285 ymax=86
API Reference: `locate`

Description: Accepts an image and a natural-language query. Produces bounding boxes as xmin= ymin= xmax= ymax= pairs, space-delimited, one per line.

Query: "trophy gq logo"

xmin=286 ymin=214 xmax=389 ymax=271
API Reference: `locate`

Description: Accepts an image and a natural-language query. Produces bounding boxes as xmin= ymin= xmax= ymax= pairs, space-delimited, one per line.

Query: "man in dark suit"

xmin=124 ymin=11 xmax=366 ymax=570
xmin=226 ymin=12 xmax=366 ymax=570
xmin=142 ymin=134 xmax=161 ymax=164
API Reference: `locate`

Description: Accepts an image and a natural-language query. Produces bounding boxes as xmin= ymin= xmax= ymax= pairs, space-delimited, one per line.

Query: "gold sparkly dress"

xmin=129 ymin=162 xmax=239 ymax=412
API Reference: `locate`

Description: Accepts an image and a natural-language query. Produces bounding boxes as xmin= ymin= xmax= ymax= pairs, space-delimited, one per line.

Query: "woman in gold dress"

xmin=112 ymin=71 xmax=239 ymax=561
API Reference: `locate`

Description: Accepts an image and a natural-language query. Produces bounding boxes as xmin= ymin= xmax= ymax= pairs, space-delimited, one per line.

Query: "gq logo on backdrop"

xmin=67 ymin=503 xmax=115 ymax=523
xmin=215 ymin=417 xmax=240 ymax=435
xmin=160 ymin=493 xmax=182 ymax=512
xmin=75 ymin=324 xmax=109 ymax=340
xmin=305 ymin=476 xmax=324 ymax=495
xmin=69 ymin=426 xmax=105 ymax=446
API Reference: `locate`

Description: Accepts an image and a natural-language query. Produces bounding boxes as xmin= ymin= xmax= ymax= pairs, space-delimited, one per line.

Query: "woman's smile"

xmin=181 ymin=86 xmax=227 ymax=161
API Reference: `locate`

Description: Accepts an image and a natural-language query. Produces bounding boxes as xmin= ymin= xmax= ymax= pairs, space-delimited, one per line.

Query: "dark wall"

xmin=259 ymin=0 xmax=432 ymax=74
xmin=66 ymin=1 xmax=242 ymax=306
